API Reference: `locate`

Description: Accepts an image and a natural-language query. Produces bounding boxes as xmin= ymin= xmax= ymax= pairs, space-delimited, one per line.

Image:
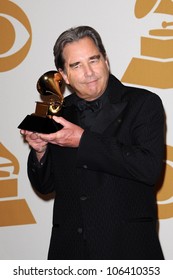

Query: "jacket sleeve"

xmin=77 ymin=94 xmax=165 ymax=185
xmin=27 ymin=146 xmax=55 ymax=194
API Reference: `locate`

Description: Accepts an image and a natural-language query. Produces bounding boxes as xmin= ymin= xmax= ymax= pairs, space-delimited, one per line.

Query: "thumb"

xmin=52 ymin=116 xmax=69 ymax=127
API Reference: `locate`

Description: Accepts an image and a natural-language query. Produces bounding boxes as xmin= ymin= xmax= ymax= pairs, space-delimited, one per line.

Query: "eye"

xmin=90 ymin=55 xmax=100 ymax=64
xmin=70 ymin=63 xmax=81 ymax=70
xmin=72 ymin=64 xmax=80 ymax=69
xmin=0 ymin=1 xmax=32 ymax=72
xmin=90 ymin=59 xmax=97 ymax=64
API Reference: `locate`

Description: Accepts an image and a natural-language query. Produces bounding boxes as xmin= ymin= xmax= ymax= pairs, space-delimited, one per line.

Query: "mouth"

xmin=85 ymin=79 xmax=98 ymax=85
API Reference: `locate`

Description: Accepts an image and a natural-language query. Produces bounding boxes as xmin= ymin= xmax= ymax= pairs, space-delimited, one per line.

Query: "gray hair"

xmin=53 ymin=26 xmax=106 ymax=71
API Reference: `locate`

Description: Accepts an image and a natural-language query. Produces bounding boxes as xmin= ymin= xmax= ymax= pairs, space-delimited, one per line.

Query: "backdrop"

xmin=0 ymin=0 xmax=173 ymax=259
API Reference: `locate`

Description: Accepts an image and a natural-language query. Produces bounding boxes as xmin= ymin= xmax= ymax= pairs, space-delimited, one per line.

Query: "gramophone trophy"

xmin=18 ymin=71 xmax=64 ymax=133
xmin=121 ymin=0 xmax=173 ymax=89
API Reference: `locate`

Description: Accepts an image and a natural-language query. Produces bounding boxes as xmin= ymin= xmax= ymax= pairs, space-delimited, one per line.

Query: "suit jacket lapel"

xmin=90 ymin=74 xmax=128 ymax=133
xmin=90 ymin=100 xmax=128 ymax=133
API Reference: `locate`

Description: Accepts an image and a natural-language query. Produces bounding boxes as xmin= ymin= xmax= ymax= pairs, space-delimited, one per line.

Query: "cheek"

xmin=68 ymin=72 xmax=83 ymax=86
xmin=64 ymin=75 xmax=70 ymax=85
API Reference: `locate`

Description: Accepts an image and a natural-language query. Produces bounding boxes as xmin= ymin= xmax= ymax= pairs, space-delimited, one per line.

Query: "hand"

xmin=37 ymin=116 xmax=84 ymax=148
xmin=20 ymin=130 xmax=48 ymax=161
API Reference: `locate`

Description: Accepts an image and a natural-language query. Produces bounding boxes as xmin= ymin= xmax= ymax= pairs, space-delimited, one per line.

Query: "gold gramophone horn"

xmin=37 ymin=70 xmax=63 ymax=114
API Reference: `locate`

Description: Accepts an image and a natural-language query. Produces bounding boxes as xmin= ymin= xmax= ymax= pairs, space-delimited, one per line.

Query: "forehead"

xmin=62 ymin=37 xmax=100 ymax=62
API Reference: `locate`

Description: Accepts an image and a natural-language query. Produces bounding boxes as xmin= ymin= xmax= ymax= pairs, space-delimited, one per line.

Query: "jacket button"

xmin=80 ymin=195 xmax=88 ymax=201
xmin=117 ymin=118 xmax=122 ymax=123
xmin=77 ymin=228 xmax=83 ymax=234
xmin=83 ymin=164 xmax=88 ymax=169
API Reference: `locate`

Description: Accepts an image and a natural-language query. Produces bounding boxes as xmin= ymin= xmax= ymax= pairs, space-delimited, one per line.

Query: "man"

xmin=21 ymin=26 xmax=165 ymax=260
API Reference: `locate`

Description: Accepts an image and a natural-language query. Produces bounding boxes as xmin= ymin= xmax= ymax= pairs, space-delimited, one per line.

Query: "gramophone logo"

xmin=0 ymin=0 xmax=32 ymax=72
xmin=0 ymin=142 xmax=36 ymax=226
xmin=121 ymin=0 xmax=173 ymax=89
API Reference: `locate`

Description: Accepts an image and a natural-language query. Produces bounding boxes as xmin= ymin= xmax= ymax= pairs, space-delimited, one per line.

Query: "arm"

xmin=20 ymin=130 xmax=54 ymax=194
xmin=21 ymin=118 xmax=84 ymax=194
xmin=27 ymin=146 xmax=55 ymax=194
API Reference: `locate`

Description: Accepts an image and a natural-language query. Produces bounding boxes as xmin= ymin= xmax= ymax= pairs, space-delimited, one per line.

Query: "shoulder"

xmin=120 ymin=81 xmax=163 ymax=108
xmin=109 ymin=74 xmax=162 ymax=105
xmin=111 ymin=74 xmax=164 ymax=115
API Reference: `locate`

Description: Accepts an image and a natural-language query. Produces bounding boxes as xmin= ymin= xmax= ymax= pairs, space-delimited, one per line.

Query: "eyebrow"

xmin=89 ymin=54 xmax=101 ymax=60
xmin=69 ymin=54 xmax=101 ymax=68
xmin=69 ymin=61 xmax=80 ymax=68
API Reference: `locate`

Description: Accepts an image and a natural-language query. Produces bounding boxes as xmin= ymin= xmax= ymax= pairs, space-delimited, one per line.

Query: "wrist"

xmin=35 ymin=147 xmax=47 ymax=161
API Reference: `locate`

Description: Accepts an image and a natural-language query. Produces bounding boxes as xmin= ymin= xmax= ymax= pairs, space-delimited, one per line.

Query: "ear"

xmin=59 ymin=69 xmax=70 ymax=85
xmin=105 ymin=56 xmax=110 ymax=71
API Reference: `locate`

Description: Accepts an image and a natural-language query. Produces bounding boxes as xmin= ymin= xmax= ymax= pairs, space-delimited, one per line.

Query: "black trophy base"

xmin=18 ymin=115 xmax=63 ymax=134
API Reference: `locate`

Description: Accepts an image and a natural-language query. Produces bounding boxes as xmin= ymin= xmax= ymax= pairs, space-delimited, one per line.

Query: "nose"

xmin=83 ymin=63 xmax=94 ymax=77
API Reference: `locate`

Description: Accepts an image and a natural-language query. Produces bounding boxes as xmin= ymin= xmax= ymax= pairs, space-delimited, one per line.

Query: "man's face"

xmin=60 ymin=37 xmax=110 ymax=101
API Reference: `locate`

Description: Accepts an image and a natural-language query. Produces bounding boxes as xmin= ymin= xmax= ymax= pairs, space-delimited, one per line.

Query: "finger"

xmin=30 ymin=133 xmax=39 ymax=140
xmin=52 ymin=116 xmax=68 ymax=127
xmin=38 ymin=133 xmax=55 ymax=142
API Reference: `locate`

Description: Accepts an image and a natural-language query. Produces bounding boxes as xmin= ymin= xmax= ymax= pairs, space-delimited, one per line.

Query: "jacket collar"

xmin=106 ymin=74 xmax=126 ymax=103
xmin=90 ymin=74 xmax=128 ymax=133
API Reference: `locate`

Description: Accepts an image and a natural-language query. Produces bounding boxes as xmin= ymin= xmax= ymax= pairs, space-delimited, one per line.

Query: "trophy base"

xmin=18 ymin=114 xmax=63 ymax=133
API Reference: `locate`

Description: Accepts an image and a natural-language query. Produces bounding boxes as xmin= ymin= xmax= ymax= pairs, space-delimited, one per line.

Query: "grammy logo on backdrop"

xmin=0 ymin=143 xmax=36 ymax=226
xmin=121 ymin=0 xmax=173 ymax=89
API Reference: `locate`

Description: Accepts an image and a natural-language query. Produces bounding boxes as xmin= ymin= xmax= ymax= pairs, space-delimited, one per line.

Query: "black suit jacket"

xmin=28 ymin=74 xmax=165 ymax=259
